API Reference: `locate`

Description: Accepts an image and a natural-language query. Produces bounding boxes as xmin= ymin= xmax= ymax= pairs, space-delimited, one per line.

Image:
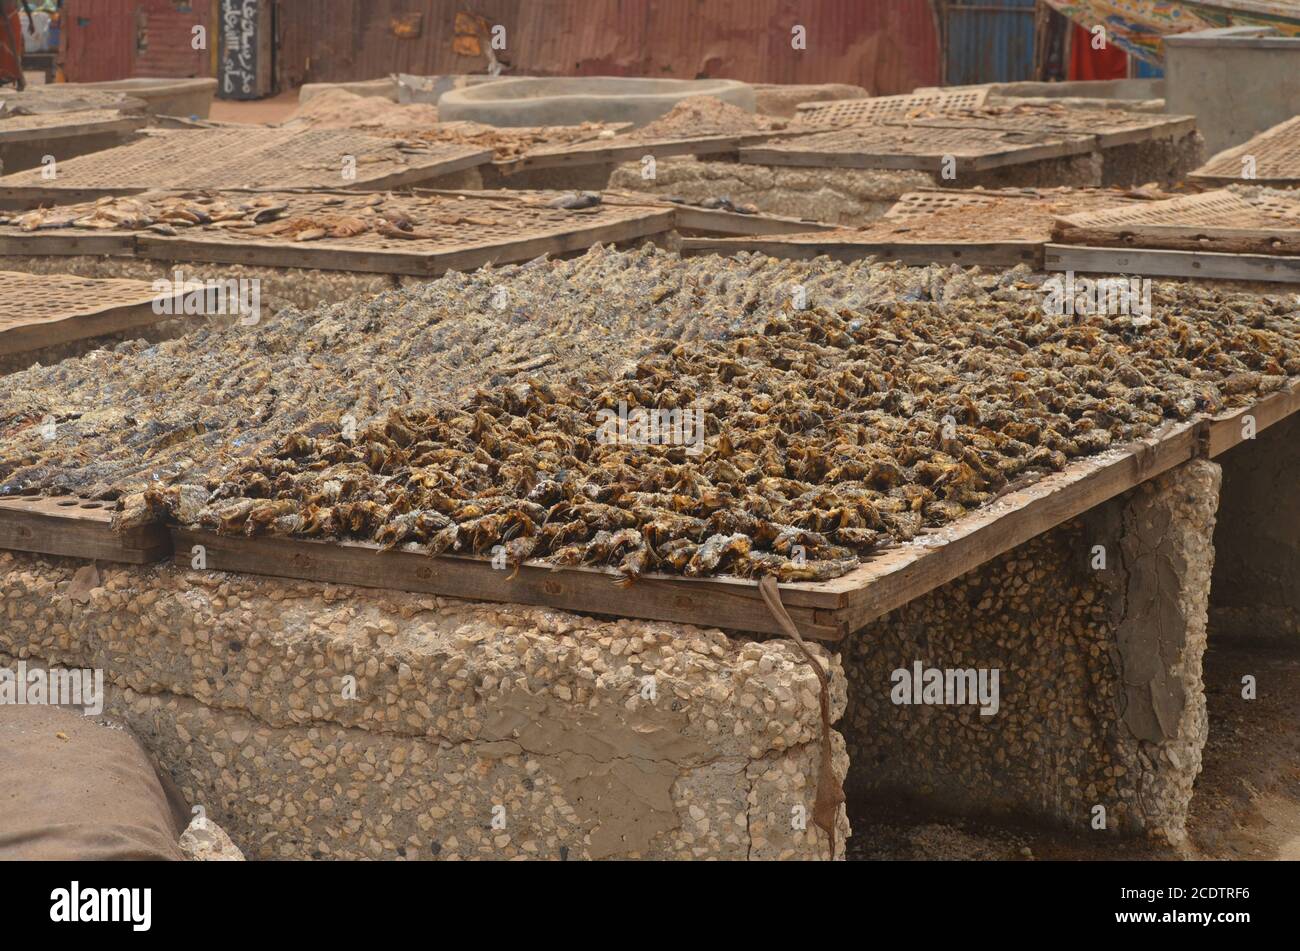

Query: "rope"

xmin=758 ymin=575 xmax=845 ymax=859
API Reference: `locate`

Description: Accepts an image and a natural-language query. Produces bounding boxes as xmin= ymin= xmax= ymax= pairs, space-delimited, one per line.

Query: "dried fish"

xmin=2 ymin=245 xmax=1298 ymax=581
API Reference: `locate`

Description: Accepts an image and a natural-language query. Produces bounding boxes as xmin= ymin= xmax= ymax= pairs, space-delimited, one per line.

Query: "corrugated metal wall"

xmin=134 ymin=0 xmax=210 ymax=77
xmin=62 ymin=0 xmax=135 ymax=81
xmin=942 ymin=0 xmax=1037 ymax=85
xmin=61 ymin=0 xmax=211 ymax=81
xmin=275 ymin=0 xmax=942 ymax=95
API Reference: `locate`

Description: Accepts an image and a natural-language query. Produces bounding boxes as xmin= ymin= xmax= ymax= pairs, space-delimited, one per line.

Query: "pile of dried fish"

xmin=2 ymin=246 xmax=1298 ymax=580
xmin=0 ymin=193 xmax=291 ymax=236
xmin=0 ymin=246 xmax=834 ymax=501
xmin=633 ymin=96 xmax=796 ymax=139
xmin=407 ymin=120 xmax=625 ymax=161
xmin=0 ymin=189 xmax=611 ymax=242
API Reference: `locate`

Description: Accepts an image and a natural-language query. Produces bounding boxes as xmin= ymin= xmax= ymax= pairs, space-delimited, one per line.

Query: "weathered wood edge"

xmin=1044 ymin=243 xmax=1300 ymax=283
xmin=680 ymin=235 xmax=1042 ymax=267
xmin=167 ymin=528 xmax=845 ymax=641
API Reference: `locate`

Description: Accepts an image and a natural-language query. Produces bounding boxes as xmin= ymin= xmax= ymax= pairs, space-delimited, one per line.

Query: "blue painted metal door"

xmin=944 ymin=0 xmax=1038 ymax=85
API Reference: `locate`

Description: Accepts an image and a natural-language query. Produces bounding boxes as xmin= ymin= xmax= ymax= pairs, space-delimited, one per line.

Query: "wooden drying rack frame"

xmin=0 ymin=187 xmax=833 ymax=276
xmin=3 ymin=383 xmax=1296 ymax=642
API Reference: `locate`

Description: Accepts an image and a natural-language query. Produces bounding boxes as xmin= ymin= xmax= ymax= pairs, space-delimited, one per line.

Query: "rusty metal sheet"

xmin=275 ymin=0 xmax=941 ymax=97
xmin=61 ymin=0 xmax=212 ymax=82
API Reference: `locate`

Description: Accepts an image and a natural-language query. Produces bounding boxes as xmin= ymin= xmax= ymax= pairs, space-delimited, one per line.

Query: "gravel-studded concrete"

xmin=0 ymin=553 xmax=848 ymax=860
xmin=841 ymin=458 xmax=1221 ymax=844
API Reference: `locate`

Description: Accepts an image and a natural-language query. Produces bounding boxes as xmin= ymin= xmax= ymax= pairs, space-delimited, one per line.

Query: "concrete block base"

xmin=0 ymin=555 xmax=847 ymax=860
xmin=841 ymin=459 xmax=1220 ymax=843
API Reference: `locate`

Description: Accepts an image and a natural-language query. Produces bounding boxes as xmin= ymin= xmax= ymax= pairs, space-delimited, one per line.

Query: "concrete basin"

xmin=48 ymin=78 xmax=217 ymax=119
xmin=437 ymin=76 xmax=755 ymax=128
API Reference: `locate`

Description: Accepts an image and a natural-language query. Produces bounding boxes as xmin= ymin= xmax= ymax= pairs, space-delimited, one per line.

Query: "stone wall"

xmin=1100 ymin=132 xmax=1205 ymax=188
xmin=1211 ymin=413 xmax=1300 ymax=643
xmin=841 ymin=459 xmax=1221 ymax=843
xmin=0 ymin=553 xmax=847 ymax=860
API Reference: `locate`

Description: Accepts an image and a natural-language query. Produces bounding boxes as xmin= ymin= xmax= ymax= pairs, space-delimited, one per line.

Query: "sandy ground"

xmin=208 ymin=89 xmax=300 ymax=125
xmin=847 ymin=634 xmax=1300 ymax=861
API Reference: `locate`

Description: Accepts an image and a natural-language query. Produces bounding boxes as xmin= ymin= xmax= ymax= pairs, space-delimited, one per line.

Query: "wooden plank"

xmin=0 ymin=186 xmax=140 ymax=211
xmin=498 ymin=136 xmax=742 ymax=175
xmin=136 ymin=209 xmax=677 ymax=275
xmin=1044 ymin=243 xmax=1300 ymax=283
xmin=0 ymin=300 xmax=173 ymax=358
xmin=894 ymin=113 xmax=1197 ymax=150
xmin=169 ymin=529 xmax=846 ymax=641
xmin=669 ymin=205 xmax=838 ymax=236
xmin=0 ymin=130 xmax=494 ymax=205
xmin=1207 ymin=381 xmax=1300 ymax=456
xmin=0 ymin=113 xmax=144 ymax=144
xmin=0 ymin=496 xmax=168 ymax=564
xmin=803 ymin=381 xmax=1300 ymax=633
xmin=417 ymin=209 xmax=676 ymax=274
xmin=680 ymin=235 xmax=1041 ymax=268
xmin=136 ymin=235 xmax=437 ymax=276
xmin=352 ymin=148 xmax=494 ymax=191
xmin=1051 ymin=189 xmax=1300 ymax=255
xmin=1053 ymin=222 xmax=1300 ymax=256
xmin=0 ymin=272 xmax=187 ymax=357
xmin=0 ymin=231 xmax=136 ymax=257
xmin=0 ymin=115 xmax=145 ymax=145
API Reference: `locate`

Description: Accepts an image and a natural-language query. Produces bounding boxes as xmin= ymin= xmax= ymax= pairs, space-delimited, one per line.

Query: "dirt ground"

xmin=208 ymin=89 xmax=300 ymax=124
xmin=847 ymin=634 xmax=1300 ymax=861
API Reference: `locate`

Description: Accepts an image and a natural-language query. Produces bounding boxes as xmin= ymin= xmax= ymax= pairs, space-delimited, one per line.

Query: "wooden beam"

xmin=681 ymin=235 xmax=1041 ymax=268
xmin=0 ymin=299 xmax=181 ymax=358
xmin=670 ymin=205 xmax=838 ymax=236
xmin=1052 ymin=221 xmax=1300 ymax=256
xmin=0 ymin=115 xmax=146 ymax=145
xmin=0 ymin=232 xmax=135 ymax=257
xmin=0 ymin=496 xmax=168 ymax=563
xmin=497 ymin=136 xmax=742 ymax=175
xmin=1044 ymin=243 xmax=1300 ymax=283
xmin=169 ymin=529 xmax=846 ymax=641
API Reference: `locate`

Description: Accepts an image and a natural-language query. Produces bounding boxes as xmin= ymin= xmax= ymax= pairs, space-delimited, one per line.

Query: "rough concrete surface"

xmin=1100 ymin=132 xmax=1205 ymax=187
xmin=179 ymin=815 xmax=246 ymax=860
xmin=0 ymin=553 xmax=848 ymax=860
xmin=841 ymin=459 xmax=1220 ymax=843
